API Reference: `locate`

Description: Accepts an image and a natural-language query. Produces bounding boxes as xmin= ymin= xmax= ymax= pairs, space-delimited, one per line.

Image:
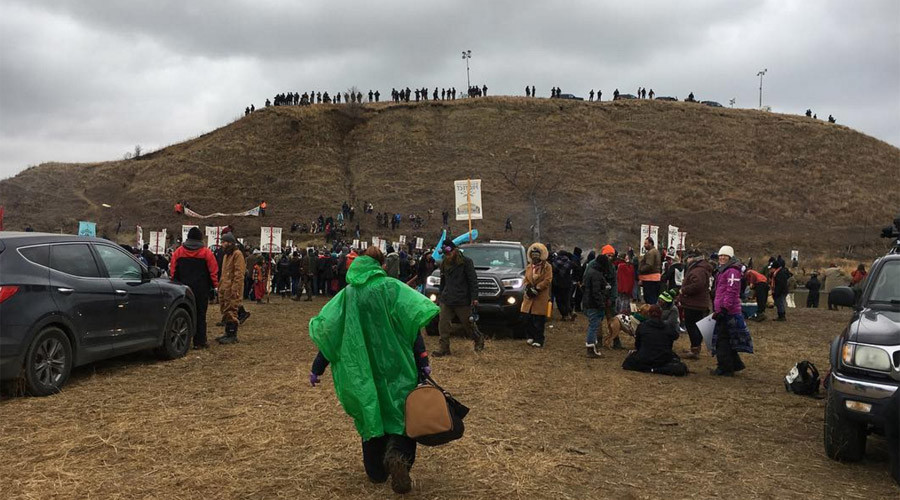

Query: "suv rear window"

xmin=19 ymin=245 xmax=50 ymax=268
xmin=50 ymin=244 xmax=102 ymax=278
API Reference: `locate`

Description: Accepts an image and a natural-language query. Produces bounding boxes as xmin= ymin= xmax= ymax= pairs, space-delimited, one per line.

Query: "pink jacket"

xmin=714 ymin=264 xmax=743 ymax=315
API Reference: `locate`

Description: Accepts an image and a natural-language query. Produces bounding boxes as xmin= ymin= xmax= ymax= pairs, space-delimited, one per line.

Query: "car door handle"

xmin=57 ymin=287 xmax=75 ymax=294
xmin=115 ymin=290 xmax=128 ymax=296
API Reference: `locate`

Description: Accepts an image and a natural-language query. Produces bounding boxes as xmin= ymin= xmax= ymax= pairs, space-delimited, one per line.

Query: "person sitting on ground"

xmin=308 ymin=246 xmax=439 ymax=494
xmin=622 ymin=305 xmax=687 ymax=376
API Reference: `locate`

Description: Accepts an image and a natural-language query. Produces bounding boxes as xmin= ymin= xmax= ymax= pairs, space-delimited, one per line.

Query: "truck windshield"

xmin=460 ymin=247 xmax=524 ymax=268
xmin=868 ymin=261 xmax=900 ymax=303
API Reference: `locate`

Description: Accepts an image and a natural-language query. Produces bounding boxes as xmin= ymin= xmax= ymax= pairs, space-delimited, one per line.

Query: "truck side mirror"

xmin=829 ymin=286 xmax=856 ymax=308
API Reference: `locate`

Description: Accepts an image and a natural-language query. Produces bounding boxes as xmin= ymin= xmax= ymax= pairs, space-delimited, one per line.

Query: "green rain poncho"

xmin=309 ymin=256 xmax=440 ymax=440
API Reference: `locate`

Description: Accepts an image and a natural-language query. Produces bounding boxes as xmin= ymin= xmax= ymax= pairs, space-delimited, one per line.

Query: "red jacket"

xmin=170 ymin=244 xmax=219 ymax=288
xmin=745 ymin=269 xmax=768 ymax=287
xmin=616 ymin=261 xmax=636 ymax=294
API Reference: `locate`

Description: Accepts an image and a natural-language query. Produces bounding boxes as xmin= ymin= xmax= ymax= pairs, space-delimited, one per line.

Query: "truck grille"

xmin=477 ymin=277 xmax=501 ymax=297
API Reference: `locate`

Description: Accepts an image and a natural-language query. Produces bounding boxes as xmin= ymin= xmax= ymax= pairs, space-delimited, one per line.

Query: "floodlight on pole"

xmin=757 ymin=68 xmax=767 ymax=109
xmin=462 ymin=50 xmax=471 ymax=92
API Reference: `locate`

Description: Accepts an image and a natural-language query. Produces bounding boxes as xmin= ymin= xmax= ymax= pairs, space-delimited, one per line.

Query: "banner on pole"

xmin=205 ymin=226 xmax=227 ymax=247
xmin=650 ymin=225 xmax=659 ymax=250
xmin=78 ymin=221 xmax=97 ymax=237
xmin=791 ymin=250 xmax=799 ymax=262
xmin=372 ymin=236 xmax=379 ymax=245
xmin=259 ymin=227 xmax=283 ymax=253
xmin=678 ymin=232 xmax=687 ymax=252
xmin=667 ymin=225 xmax=679 ymax=253
xmin=149 ymin=230 xmax=167 ymax=254
xmin=184 ymin=205 xmax=261 ymax=219
xmin=399 ymin=235 xmax=407 ymax=244
xmin=136 ymin=225 xmax=144 ymax=248
xmin=640 ymin=224 xmax=650 ymax=255
xmin=379 ymin=239 xmax=387 ymax=254
xmin=352 ymin=239 xmax=360 ymax=249
xmin=415 ymin=237 xmax=424 ymax=250
xmin=454 ymin=179 xmax=483 ymax=221
xmin=360 ymin=241 xmax=368 ymax=250
xmin=181 ymin=225 xmax=199 ymax=243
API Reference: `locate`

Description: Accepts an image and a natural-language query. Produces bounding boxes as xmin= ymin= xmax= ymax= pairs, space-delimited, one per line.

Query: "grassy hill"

xmin=2 ymin=97 xmax=898 ymax=260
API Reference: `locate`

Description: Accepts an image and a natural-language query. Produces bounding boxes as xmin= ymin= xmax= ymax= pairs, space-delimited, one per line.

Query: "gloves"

xmin=422 ymin=365 xmax=432 ymax=377
xmin=604 ymin=284 xmax=612 ymax=291
xmin=713 ymin=308 xmax=728 ymax=321
xmin=525 ymin=286 xmax=538 ymax=298
xmin=309 ymin=372 xmax=320 ymax=387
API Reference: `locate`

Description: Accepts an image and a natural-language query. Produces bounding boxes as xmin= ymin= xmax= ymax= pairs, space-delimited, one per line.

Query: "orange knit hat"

xmin=601 ymin=244 xmax=615 ymax=256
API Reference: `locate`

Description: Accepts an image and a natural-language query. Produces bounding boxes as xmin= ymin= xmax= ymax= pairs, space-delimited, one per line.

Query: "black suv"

xmin=0 ymin=232 xmax=196 ymax=396
xmin=423 ymin=241 xmax=527 ymax=334
xmin=824 ymin=226 xmax=899 ymax=478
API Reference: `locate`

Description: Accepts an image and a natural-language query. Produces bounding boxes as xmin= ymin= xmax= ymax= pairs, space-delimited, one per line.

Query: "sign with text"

xmin=667 ymin=225 xmax=679 ymax=252
xmin=259 ymin=227 xmax=283 ymax=253
xmin=149 ymin=230 xmax=167 ymax=255
xmin=78 ymin=221 xmax=96 ymax=237
xmin=205 ymin=226 xmax=227 ymax=247
xmin=415 ymin=237 xmax=424 ymax=250
xmin=454 ymin=178 xmax=483 ymax=221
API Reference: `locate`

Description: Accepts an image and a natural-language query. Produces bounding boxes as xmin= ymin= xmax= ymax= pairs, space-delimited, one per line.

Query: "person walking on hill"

xmin=679 ymin=250 xmax=713 ymax=359
xmin=308 ymin=246 xmax=439 ymax=494
xmin=217 ymin=233 xmax=246 ymax=345
xmin=711 ymin=245 xmax=753 ymax=376
xmin=434 ymin=241 xmax=482 ymax=356
xmin=638 ymin=238 xmax=662 ymax=305
xmin=170 ymin=227 xmax=219 ymax=349
xmin=522 ymin=243 xmax=553 ymax=348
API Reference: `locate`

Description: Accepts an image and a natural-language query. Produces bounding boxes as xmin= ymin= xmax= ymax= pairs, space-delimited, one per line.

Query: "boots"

xmin=237 ymin=308 xmax=251 ymax=324
xmin=776 ymin=314 xmax=786 ymax=322
xmin=683 ymin=346 xmax=701 ymax=360
xmin=586 ymin=344 xmax=602 ymax=358
xmin=384 ymin=448 xmax=412 ymax=494
xmin=218 ymin=322 xmax=239 ymax=344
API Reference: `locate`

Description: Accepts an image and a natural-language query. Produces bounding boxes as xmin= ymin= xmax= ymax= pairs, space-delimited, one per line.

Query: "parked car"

xmin=0 ymin=232 xmax=197 ymax=396
xmin=614 ymin=94 xmax=637 ymax=100
xmin=655 ymin=96 xmax=678 ymax=101
xmin=553 ymin=94 xmax=584 ymax=101
xmin=423 ymin=241 xmax=527 ymax=336
xmin=701 ymin=100 xmax=724 ymax=107
xmin=824 ymin=224 xmax=899 ymax=480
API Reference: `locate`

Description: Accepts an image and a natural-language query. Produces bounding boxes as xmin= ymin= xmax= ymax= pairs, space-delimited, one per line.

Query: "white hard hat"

xmin=718 ymin=245 xmax=735 ymax=258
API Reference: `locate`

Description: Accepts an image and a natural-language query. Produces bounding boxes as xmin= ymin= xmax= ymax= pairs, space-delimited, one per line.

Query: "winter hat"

xmin=601 ymin=244 xmax=616 ymax=256
xmin=659 ymin=291 xmax=674 ymax=304
xmin=221 ymin=232 xmax=237 ymax=244
xmin=718 ymin=245 xmax=735 ymax=258
xmin=187 ymin=227 xmax=203 ymax=241
xmin=442 ymin=240 xmax=457 ymax=252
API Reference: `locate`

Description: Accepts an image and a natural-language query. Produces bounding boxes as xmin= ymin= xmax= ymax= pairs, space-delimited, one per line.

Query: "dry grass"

xmin=1 ymin=301 xmax=896 ymax=499
xmin=1 ymin=98 xmax=898 ymax=262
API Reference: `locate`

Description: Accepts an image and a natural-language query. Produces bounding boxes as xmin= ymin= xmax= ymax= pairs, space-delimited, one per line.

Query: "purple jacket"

xmin=714 ymin=263 xmax=743 ymax=315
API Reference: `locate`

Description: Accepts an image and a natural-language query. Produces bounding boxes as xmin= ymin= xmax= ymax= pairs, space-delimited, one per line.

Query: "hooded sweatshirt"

xmin=169 ymin=238 xmax=219 ymax=292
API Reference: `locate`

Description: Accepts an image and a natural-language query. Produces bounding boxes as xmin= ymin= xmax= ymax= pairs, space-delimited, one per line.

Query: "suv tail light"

xmin=0 ymin=286 xmax=20 ymax=304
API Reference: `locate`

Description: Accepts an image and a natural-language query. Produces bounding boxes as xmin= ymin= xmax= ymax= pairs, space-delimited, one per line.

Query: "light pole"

xmin=462 ymin=50 xmax=471 ymax=92
xmin=757 ymin=68 xmax=767 ymax=108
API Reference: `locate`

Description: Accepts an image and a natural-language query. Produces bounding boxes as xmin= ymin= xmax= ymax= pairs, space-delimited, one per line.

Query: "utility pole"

xmin=462 ymin=50 xmax=471 ymax=92
xmin=757 ymin=68 xmax=767 ymax=108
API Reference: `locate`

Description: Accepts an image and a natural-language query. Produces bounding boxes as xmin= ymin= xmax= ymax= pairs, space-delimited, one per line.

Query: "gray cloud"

xmin=1 ymin=0 xmax=897 ymax=178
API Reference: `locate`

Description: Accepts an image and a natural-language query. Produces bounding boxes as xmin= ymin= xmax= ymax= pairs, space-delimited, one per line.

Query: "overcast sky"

xmin=1 ymin=0 xmax=898 ymax=179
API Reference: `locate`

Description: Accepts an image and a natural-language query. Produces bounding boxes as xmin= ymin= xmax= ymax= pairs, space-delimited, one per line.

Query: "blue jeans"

xmin=291 ymin=277 xmax=301 ymax=296
xmin=585 ymin=308 xmax=605 ymax=345
xmin=774 ymin=294 xmax=787 ymax=317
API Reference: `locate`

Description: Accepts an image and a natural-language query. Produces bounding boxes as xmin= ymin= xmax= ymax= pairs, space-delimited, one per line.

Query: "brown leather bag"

xmin=405 ymin=376 xmax=469 ymax=446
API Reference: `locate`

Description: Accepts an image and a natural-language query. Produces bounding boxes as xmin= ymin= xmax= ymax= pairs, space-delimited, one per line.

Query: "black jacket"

xmin=582 ymin=260 xmax=611 ymax=310
xmin=553 ymin=258 xmax=574 ymax=289
xmin=439 ymin=255 xmax=478 ymax=306
xmin=630 ymin=318 xmax=679 ymax=368
xmin=806 ymin=276 xmax=821 ymax=294
xmin=772 ymin=267 xmax=792 ymax=296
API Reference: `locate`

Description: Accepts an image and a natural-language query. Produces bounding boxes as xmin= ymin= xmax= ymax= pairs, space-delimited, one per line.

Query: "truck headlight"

xmin=426 ymin=276 xmax=441 ymax=287
xmin=501 ymin=278 xmax=523 ymax=289
xmin=428 ymin=294 xmax=438 ymax=302
xmin=842 ymin=342 xmax=892 ymax=372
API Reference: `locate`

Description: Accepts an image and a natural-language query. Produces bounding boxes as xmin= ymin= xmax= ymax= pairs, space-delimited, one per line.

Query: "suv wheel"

xmin=155 ymin=308 xmax=192 ymax=360
xmin=24 ymin=327 xmax=73 ymax=396
xmin=824 ymin=387 xmax=867 ymax=461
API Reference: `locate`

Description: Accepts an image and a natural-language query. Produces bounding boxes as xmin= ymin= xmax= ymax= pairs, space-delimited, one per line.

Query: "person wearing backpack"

xmin=308 ymin=247 xmax=439 ymax=494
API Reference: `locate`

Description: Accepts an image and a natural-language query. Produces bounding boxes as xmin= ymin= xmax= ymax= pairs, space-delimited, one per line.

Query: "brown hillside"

xmin=2 ymin=98 xmax=898 ymax=260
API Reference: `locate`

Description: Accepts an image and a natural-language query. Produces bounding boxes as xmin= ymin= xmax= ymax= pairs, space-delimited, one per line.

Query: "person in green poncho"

xmin=308 ymin=246 xmax=439 ymax=495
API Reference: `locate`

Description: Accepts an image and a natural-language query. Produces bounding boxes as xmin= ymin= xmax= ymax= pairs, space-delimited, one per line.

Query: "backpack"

xmin=784 ymin=360 xmax=820 ymax=396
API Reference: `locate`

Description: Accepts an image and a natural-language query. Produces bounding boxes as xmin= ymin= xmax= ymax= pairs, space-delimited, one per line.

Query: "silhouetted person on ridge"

xmin=357 ymin=91 xmax=362 ymax=103
xmin=250 ymin=104 xmax=255 ymax=112
xmin=648 ymin=89 xmax=654 ymax=99
xmin=828 ymin=115 xmax=836 ymax=123
xmin=245 ymin=106 xmax=250 ymax=116
xmin=375 ymin=90 xmax=380 ymax=102
xmin=613 ymin=89 xmax=619 ymax=100
xmin=265 ymin=98 xmax=271 ymax=107
xmin=525 ymin=86 xmax=531 ymax=97
xmin=597 ymin=90 xmax=602 ymax=101
xmin=482 ymin=85 xmax=487 ymax=96
xmin=806 ymin=109 xmax=812 ymax=117
xmin=589 ymin=90 xmax=594 ymax=101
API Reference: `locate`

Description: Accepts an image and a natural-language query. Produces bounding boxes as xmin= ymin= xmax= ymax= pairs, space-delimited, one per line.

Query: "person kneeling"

xmin=622 ymin=305 xmax=687 ymax=376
